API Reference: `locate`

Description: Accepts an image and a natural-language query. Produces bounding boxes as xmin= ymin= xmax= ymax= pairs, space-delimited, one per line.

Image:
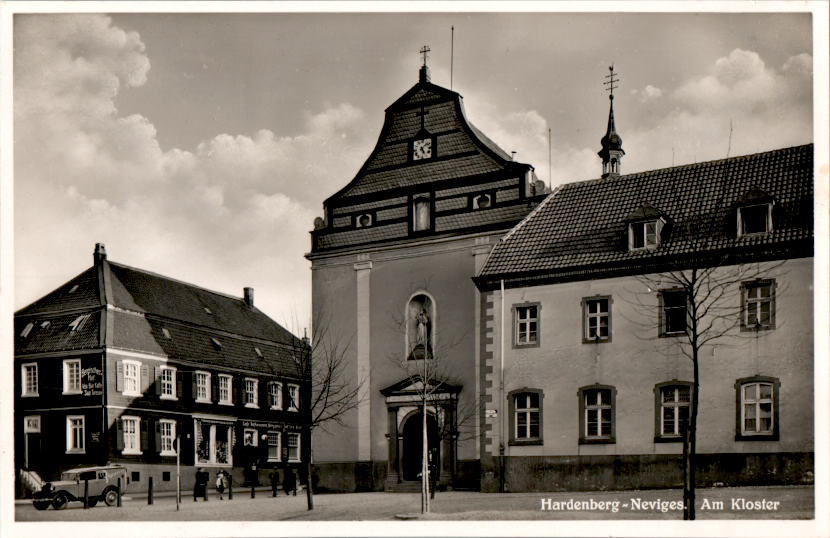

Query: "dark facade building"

xmin=15 ymin=244 xmax=309 ymax=493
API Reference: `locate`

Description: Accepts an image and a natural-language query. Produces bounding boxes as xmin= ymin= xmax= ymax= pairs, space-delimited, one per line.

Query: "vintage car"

xmin=32 ymin=465 xmax=127 ymax=510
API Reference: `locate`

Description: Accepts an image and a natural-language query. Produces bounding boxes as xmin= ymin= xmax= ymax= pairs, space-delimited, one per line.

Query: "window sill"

xmin=288 ymin=458 xmax=301 ymax=463
xmin=739 ymin=325 xmax=775 ymax=332
xmin=160 ymin=394 xmax=178 ymax=401
xmin=21 ymin=393 xmax=39 ymax=398
xmin=735 ymin=433 xmax=779 ymax=442
xmin=270 ymin=406 xmax=283 ymax=411
xmin=195 ymin=398 xmax=212 ymax=404
xmin=122 ymin=391 xmax=142 ymax=397
xmin=159 ymin=451 xmax=177 ymax=457
xmin=65 ymin=449 xmax=86 ymax=454
xmin=659 ymin=332 xmax=687 ymax=339
xmin=654 ymin=436 xmax=683 ymax=443
xmin=508 ymin=438 xmax=543 ymax=446
xmin=245 ymin=404 xmax=259 ymax=409
xmin=582 ymin=338 xmax=611 ymax=344
xmin=219 ymin=401 xmax=234 ymax=406
xmin=512 ymin=342 xmax=540 ymax=349
xmin=287 ymin=408 xmax=299 ymax=413
xmin=122 ymin=449 xmax=142 ymax=456
xmin=62 ymin=390 xmax=82 ymax=395
xmin=579 ymin=437 xmax=615 ymax=445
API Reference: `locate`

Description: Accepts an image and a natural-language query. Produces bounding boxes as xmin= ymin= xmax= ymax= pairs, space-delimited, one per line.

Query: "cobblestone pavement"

xmin=14 ymin=485 xmax=813 ymax=521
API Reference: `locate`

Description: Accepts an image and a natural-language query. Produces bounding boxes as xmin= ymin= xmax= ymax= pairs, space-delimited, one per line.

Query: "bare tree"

xmin=628 ymin=258 xmax=784 ymax=520
xmin=387 ymin=300 xmax=476 ymax=514
xmin=287 ymin=315 xmax=366 ymax=511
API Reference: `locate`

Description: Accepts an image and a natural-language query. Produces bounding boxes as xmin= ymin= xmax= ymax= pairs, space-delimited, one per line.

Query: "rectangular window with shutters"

xmin=287 ymin=384 xmax=299 ymax=412
xmin=122 ymin=416 xmax=141 ymax=454
xmin=159 ymin=419 xmax=176 ymax=456
xmin=269 ymin=382 xmax=282 ymax=410
xmin=218 ymin=374 xmax=232 ymax=405
xmin=579 ymin=386 xmax=615 ymax=444
xmin=122 ymin=360 xmax=141 ymax=396
xmin=244 ymin=378 xmax=259 ymax=407
xmin=287 ymin=432 xmax=300 ymax=462
xmin=267 ymin=431 xmax=281 ymax=461
xmin=195 ymin=371 xmax=211 ymax=403
xmin=160 ymin=366 xmax=177 ymax=400
xmin=63 ymin=359 xmax=82 ymax=394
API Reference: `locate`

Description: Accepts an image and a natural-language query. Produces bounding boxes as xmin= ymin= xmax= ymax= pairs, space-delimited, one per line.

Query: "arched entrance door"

xmin=401 ymin=411 xmax=439 ymax=481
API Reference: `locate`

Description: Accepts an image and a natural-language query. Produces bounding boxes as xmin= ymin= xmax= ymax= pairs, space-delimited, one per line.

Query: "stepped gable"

xmin=477 ymin=144 xmax=813 ymax=289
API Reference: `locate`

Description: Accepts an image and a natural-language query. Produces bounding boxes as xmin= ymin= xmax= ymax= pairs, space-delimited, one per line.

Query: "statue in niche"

xmin=408 ymin=295 xmax=433 ymax=360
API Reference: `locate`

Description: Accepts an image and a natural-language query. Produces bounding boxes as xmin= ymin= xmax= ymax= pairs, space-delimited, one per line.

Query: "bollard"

xmin=251 ymin=484 xmax=255 ymax=498
xmin=148 ymin=476 xmax=154 ymax=505
xmin=228 ymin=476 xmax=233 ymax=500
xmin=117 ymin=477 xmax=122 ymax=507
xmin=83 ymin=479 xmax=89 ymax=509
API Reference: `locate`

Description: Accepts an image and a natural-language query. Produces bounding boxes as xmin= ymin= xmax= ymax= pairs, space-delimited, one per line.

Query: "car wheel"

xmin=103 ymin=487 xmax=118 ymax=506
xmin=87 ymin=497 xmax=98 ymax=508
xmin=33 ymin=500 xmax=51 ymax=511
xmin=52 ymin=493 xmax=69 ymax=510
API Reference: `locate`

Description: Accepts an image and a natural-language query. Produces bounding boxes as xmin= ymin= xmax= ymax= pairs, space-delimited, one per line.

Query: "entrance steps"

xmin=18 ymin=469 xmax=45 ymax=497
xmin=385 ymin=480 xmax=423 ymax=493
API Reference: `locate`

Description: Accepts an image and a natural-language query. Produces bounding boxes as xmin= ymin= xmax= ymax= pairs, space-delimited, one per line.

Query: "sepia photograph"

xmin=1 ymin=2 xmax=827 ymax=536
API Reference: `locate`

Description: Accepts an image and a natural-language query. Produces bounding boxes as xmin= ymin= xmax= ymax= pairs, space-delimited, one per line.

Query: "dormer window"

xmin=629 ymin=221 xmax=659 ymax=250
xmin=161 ymin=328 xmax=172 ymax=339
xmin=211 ymin=337 xmax=222 ymax=350
xmin=356 ymin=214 xmax=373 ymax=228
xmin=204 ymin=307 xmax=212 ymax=315
xmin=69 ymin=285 xmax=79 ymax=294
xmin=625 ymin=204 xmax=666 ymax=252
xmin=736 ymin=188 xmax=774 ymax=237
xmin=68 ymin=314 xmax=89 ymax=332
xmin=738 ymin=203 xmax=772 ymax=236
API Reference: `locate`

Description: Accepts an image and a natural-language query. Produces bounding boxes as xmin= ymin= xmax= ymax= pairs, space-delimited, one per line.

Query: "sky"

xmin=12 ymin=9 xmax=816 ymax=331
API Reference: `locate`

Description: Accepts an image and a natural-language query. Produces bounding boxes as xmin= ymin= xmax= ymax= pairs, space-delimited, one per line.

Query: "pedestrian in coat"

xmin=216 ymin=471 xmax=227 ymax=500
xmin=269 ymin=470 xmax=280 ymax=497
xmin=282 ymin=467 xmax=297 ymax=496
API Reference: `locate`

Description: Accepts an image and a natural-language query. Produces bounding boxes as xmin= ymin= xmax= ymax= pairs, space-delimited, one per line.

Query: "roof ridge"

xmin=571 ymin=143 xmax=813 ymax=188
xmin=107 ymin=261 xmax=247 ymax=304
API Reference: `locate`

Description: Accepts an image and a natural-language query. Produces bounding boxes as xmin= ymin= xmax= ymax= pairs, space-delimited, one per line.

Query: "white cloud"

xmin=633 ymin=84 xmax=663 ymax=103
xmin=14 ymin=14 xmax=372 ymax=329
xmin=623 ymin=48 xmax=812 ymax=172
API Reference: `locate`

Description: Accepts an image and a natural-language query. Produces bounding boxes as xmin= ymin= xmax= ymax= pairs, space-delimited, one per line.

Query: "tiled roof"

xmin=477 ymin=144 xmax=813 ymax=286
xmin=16 ymin=267 xmax=101 ymax=315
xmin=111 ymin=311 xmax=300 ymax=377
xmin=15 ymin=253 xmax=303 ymax=375
xmin=15 ymin=311 xmax=102 ymax=354
xmin=107 ymin=263 xmax=297 ymax=344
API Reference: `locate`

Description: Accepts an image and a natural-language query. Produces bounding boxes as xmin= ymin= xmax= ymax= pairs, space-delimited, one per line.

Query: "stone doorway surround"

xmin=380 ymin=376 xmax=461 ymax=491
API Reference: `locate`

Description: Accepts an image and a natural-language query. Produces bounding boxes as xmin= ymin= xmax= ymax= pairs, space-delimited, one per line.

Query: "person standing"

xmin=269 ymin=470 xmax=280 ymax=497
xmin=282 ymin=466 xmax=296 ymax=496
xmin=215 ymin=471 xmax=227 ymax=500
xmin=193 ymin=467 xmax=208 ymax=502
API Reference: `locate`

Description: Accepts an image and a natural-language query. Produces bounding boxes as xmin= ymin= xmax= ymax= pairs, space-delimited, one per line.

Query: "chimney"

xmin=94 ymin=243 xmax=107 ymax=264
xmin=243 ymin=287 xmax=254 ymax=308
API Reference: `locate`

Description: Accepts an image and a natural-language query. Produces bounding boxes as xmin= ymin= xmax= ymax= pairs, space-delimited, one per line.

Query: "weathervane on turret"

xmin=598 ymin=64 xmax=625 ymax=179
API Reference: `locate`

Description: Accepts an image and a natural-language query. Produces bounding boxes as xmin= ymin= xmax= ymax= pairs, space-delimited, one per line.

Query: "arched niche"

xmin=406 ymin=293 xmax=434 ymax=360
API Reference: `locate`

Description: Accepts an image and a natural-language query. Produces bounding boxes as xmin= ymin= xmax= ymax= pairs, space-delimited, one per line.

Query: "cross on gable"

xmin=419 ymin=45 xmax=431 ymax=67
xmin=415 ymin=106 xmax=429 ymax=129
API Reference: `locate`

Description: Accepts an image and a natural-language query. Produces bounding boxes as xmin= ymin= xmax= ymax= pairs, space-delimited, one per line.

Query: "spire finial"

xmin=603 ymin=64 xmax=619 ymax=99
xmin=598 ymin=64 xmax=624 ymax=179
xmin=420 ymin=45 xmax=431 ymax=67
xmin=418 ymin=45 xmax=432 ymax=83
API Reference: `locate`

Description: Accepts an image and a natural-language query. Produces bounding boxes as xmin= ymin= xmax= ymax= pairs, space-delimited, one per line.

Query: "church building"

xmin=306 ymin=55 xmax=547 ymax=492
xmin=308 ymin=57 xmax=814 ymax=493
